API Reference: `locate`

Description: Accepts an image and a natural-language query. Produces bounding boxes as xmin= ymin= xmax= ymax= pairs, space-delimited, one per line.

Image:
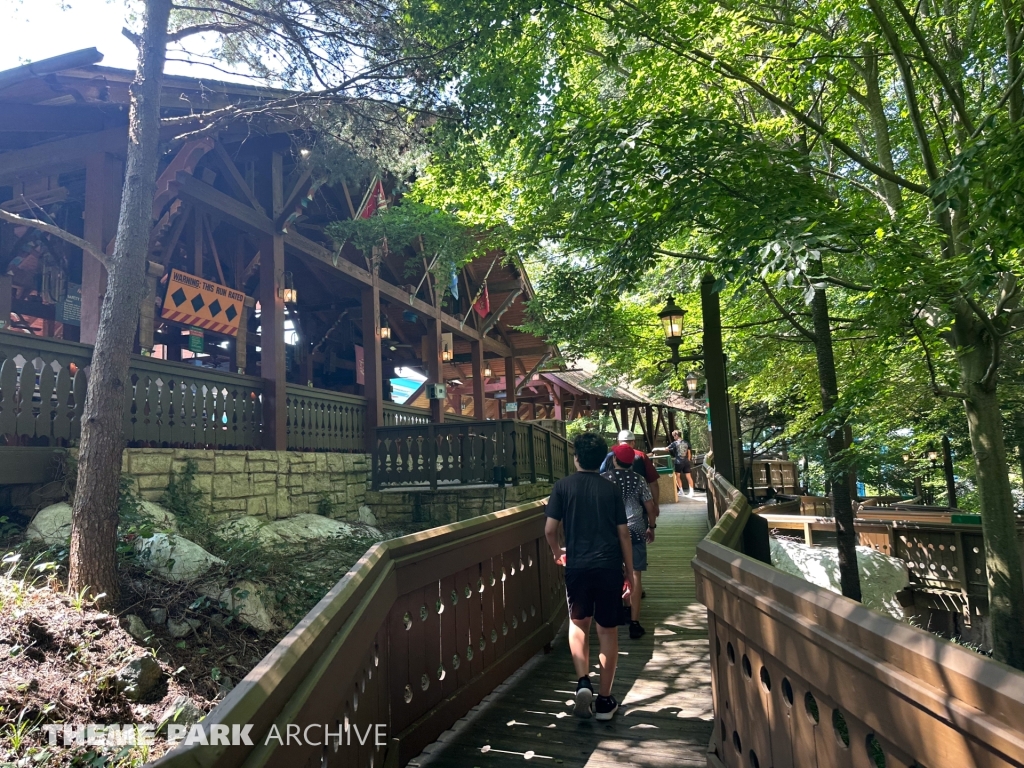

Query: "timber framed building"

xmin=0 ymin=49 xmax=692 ymax=488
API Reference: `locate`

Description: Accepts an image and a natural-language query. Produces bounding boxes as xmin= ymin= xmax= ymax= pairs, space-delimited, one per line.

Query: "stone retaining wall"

xmin=121 ymin=448 xmax=369 ymax=522
xmin=364 ymin=482 xmax=553 ymax=526
xmin=5 ymin=447 xmax=552 ymax=528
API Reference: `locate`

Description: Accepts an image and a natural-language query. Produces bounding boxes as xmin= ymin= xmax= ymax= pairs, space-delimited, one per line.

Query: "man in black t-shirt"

xmin=545 ymin=432 xmax=633 ymax=722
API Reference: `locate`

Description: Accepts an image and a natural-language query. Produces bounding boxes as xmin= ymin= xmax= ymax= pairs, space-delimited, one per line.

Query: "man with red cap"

xmin=599 ymin=430 xmax=661 ymax=515
xmin=603 ymin=442 xmax=657 ymax=639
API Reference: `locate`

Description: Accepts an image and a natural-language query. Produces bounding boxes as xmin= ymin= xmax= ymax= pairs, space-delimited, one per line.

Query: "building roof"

xmin=543 ymin=369 xmax=705 ymax=414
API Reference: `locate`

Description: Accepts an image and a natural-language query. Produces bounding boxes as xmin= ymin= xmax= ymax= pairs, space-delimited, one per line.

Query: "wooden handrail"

xmin=149 ymin=498 xmax=566 ymax=768
xmin=372 ymin=419 xmax=571 ymax=490
xmin=694 ymin=467 xmax=1024 ymax=768
xmin=0 ymin=333 xmax=473 ymax=453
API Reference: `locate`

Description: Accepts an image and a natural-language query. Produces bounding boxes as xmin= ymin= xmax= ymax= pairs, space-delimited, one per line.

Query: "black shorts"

xmin=564 ymin=568 xmax=622 ymax=628
xmin=674 ymin=460 xmax=692 ymax=473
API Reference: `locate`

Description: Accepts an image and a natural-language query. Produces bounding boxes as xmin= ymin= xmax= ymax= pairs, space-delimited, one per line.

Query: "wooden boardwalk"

xmin=410 ymin=497 xmax=714 ymax=768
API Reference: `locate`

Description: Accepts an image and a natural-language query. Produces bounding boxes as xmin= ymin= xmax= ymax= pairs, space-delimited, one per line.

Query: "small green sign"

xmin=950 ymin=514 xmax=982 ymax=525
xmin=188 ymin=327 xmax=205 ymax=354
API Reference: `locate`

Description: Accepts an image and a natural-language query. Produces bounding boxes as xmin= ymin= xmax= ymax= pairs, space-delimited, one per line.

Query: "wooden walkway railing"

xmin=0 ymin=332 xmax=459 ymax=452
xmin=372 ymin=420 xmax=571 ymax=490
xmin=695 ymin=467 xmax=1024 ymax=768
xmin=149 ymin=499 xmax=566 ymax=768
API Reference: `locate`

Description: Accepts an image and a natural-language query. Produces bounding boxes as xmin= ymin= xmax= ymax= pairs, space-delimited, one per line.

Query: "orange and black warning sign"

xmin=161 ymin=269 xmax=245 ymax=336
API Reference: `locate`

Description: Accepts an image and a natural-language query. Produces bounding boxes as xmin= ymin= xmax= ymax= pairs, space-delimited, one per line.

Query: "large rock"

xmin=215 ymin=580 xmax=276 ymax=632
xmin=255 ymin=513 xmax=358 ymax=547
xmin=157 ymin=695 xmax=205 ymax=733
xmin=26 ymin=503 xmax=72 ymax=545
xmin=134 ymin=533 xmax=225 ymax=582
xmin=167 ymin=617 xmax=201 ymax=638
xmin=27 ymin=501 xmax=178 ymax=547
xmin=138 ymin=501 xmax=178 ymax=533
xmin=770 ymin=537 xmax=909 ymax=619
xmin=111 ymin=655 xmax=163 ymax=701
xmin=357 ymin=505 xmax=378 ymax=526
xmin=125 ymin=614 xmax=155 ymax=647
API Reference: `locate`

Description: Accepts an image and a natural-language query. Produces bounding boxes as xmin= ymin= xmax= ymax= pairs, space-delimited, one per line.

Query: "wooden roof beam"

xmin=173 ymin=172 xmax=517 ymax=359
xmin=0 ymin=126 xmax=126 ymax=184
xmin=479 ymin=287 xmax=522 ymax=334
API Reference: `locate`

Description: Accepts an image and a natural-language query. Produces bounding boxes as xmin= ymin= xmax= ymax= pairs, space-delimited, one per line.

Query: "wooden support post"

xmin=504 ymin=355 xmax=517 ymax=420
xmin=702 ymin=274 xmax=735 ymax=484
xmin=0 ymin=273 xmax=11 ymax=331
xmin=645 ymin=405 xmax=656 ymax=450
xmin=361 ymin=280 xmax=383 ymax=452
xmin=81 ymin=152 xmax=118 ymax=345
xmin=259 ymin=151 xmax=288 ymax=450
xmin=235 ymin=297 xmax=254 ymax=373
xmin=668 ymin=409 xmax=677 ymax=437
xmin=552 ymin=385 xmax=563 ymax=421
xmin=193 ymin=210 xmax=204 ymax=278
xmin=471 ymin=340 xmax=485 ymax=419
xmin=426 ymin=315 xmax=444 ymax=424
xmin=428 ymin=423 xmax=438 ymax=490
xmin=137 ymin=261 xmax=164 ymax=354
xmin=619 ymin=402 xmax=629 ymax=435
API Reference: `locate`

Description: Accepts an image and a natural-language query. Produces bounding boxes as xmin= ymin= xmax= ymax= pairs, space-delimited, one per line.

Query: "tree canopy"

xmin=402 ymin=0 xmax=1024 ymax=666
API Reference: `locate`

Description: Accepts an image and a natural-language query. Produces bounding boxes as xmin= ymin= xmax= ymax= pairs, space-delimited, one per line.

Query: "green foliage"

xmin=327 ymin=201 xmax=501 ymax=302
xmin=160 ymin=460 xmax=208 ymax=545
xmin=403 ymin=0 xmax=1024 ymax=519
xmin=315 ymin=492 xmax=336 ymax=517
xmin=117 ymin=476 xmax=151 ymax=540
xmin=565 ymin=412 xmax=615 ymax=442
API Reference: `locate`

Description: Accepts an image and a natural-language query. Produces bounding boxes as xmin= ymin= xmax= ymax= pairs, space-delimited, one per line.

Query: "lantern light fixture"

xmin=380 ymin=315 xmax=391 ymax=340
xmin=483 ymin=364 xmax=493 ymax=378
xmin=685 ymin=371 xmax=699 ymax=397
xmin=658 ymin=296 xmax=685 ymax=342
xmin=657 ymin=296 xmax=703 ymax=374
xmin=278 ymin=271 xmax=297 ymax=303
xmin=441 ymin=332 xmax=454 ymax=362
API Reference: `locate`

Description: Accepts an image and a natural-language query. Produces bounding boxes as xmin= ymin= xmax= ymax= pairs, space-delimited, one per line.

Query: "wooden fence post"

xmin=546 ymin=429 xmax=553 ymax=482
xmin=428 ymin=423 xmax=437 ymax=491
xmin=528 ymin=424 xmax=537 ymax=483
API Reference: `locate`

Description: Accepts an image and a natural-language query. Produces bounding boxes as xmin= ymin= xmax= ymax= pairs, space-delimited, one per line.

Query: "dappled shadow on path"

xmin=411 ymin=503 xmax=714 ymax=768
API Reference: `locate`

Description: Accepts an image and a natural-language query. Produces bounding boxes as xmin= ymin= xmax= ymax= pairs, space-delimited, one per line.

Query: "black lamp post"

xmin=655 ymin=277 xmax=735 ymax=485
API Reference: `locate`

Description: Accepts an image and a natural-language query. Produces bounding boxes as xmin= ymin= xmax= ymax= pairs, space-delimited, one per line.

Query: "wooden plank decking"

xmin=410 ymin=497 xmax=715 ymax=768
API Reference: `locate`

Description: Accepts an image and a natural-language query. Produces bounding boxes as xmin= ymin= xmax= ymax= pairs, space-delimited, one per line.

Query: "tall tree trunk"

xmin=953 ymin=312 xmax=1024 ymax=669
xmin=1000 ymin=0 xmax=1023 ymax=124
xmin=861 ymin=45 xmax=903 ymax=211
xmin=810 ymin=285 xmax=862 ymax=601
xmin=69 ymin=0 xmax=171 ymax=606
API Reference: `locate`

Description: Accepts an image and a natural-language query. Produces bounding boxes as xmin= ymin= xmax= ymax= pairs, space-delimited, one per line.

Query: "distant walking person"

xmin=668 ymin=430 xmax=695 ymax=499
xmin=546 ymin=432 xmax=633 ymax=721
xmin=603 ymin=443 xmax=657 ymax=639
xmin=599 ymin=429 xmax=661 ymax=512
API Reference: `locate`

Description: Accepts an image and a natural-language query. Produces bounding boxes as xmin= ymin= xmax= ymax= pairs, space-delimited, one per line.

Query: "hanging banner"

xmin=161 ymin=269 xmax=244 ymax=336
